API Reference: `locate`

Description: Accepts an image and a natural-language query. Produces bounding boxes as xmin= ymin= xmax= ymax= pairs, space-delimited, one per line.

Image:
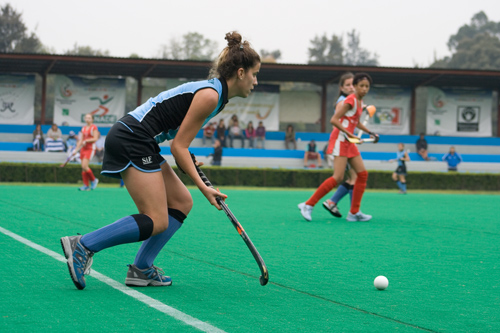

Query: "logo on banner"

xmin=430 ymin=90 xmax=446 ymax=108
xmin=0 ymin=97 xmax=18 ymax=120
xmin=84 ymin=94 xmax=116 ymax=124
xmin=59 ymin=77 xmax=74 ymax=98
xmin=457 ymin=106 xmax=480 ymax=132
xmin=373 ymin=107 xmax=401 ymax=126
xmin=0 ymin=100 xmax=15 ymax=113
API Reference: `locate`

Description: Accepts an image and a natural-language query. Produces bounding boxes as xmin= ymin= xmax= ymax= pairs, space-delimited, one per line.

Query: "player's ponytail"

xmin=209 ymin=31 xmax=260 ymax=80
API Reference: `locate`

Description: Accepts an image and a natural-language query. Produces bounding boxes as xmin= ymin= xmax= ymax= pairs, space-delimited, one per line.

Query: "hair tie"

xmin=239 ymin=43 xmax=244 ymax=50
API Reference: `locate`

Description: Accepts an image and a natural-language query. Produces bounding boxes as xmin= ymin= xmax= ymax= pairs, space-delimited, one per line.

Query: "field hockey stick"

xmin=346 ymin=136 xmax=376 ymax=144
xmin=59 ymin=146 xmax=82 ymax=167
xmin=357 ymin=105 xmax=377 ymax=139
xmin=190 ymin=153 xmax=269 ymax=286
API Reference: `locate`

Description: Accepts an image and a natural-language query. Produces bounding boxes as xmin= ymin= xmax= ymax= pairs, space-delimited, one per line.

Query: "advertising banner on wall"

xmin=54 ymin=75 xmax=126 ymax=127
xmin=426 ymin=87 xmax=492 ymax=137
xmin=362 ymin=87 xmax=411 ymax=135
xmin=0 ymin=74 xmax=35 ymax=125
xmin=216 ymin=84 xmax=280 ymax=130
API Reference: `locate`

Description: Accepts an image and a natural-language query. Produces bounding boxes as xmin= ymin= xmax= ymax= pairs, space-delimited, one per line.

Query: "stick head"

xmin=346 ymin=137 xmax=362 ymax=144
xmin=366 ymin=105 xmax=376 ymax=117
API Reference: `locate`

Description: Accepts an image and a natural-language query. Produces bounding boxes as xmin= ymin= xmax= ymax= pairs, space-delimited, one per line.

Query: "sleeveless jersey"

xmin=397 ymin=150 xmax=406 ymax=167
xmin=326 ymin=94 xmax=363 ymax=156
xmin=81 ymin=124 xmax=98 ymax=150
xmin=128 ymin=77 xmax=229 ymax=143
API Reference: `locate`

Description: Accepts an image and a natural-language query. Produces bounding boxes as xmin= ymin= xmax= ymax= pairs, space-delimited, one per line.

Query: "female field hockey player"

xmin=321 ymin=72 xmax=357 ymax=218
xmin=76 ymin=113 xmax=100 ymax=191
xmin=391 ymin=143 xmax=410 ymax=194
xmin=61 ymin=31 xmax=261 ymax=290
xmin=298 ymin=73 xmax=378 ymax=222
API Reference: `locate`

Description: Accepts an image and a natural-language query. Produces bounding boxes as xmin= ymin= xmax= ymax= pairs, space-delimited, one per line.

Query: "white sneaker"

xmin=298 ymin=202 xmax=313 ymax=221
xmin=346 ymin=211 xmax=372 ymax=222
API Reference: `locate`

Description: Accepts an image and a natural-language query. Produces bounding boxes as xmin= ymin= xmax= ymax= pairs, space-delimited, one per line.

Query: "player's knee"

xmin=146 ymin=210 xmax=169 ymax=235
xmin=169 ymin=191 xmax=193 ymax=216
xmin=357 ymin=170 xmax=368 ymax=183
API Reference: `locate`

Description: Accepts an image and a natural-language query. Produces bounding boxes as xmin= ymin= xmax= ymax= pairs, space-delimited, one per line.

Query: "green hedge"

xmin=1 ymin=162 xmax=499 ymax=191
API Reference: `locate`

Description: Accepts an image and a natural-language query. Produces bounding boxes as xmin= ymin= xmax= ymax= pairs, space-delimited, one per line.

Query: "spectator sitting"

xmin=416 ymin=133 xmax=430 ymax=161
xmin=208 ymin=139 xmax=223 ymax=166
xmin=202 ymin=122 xmax=216 ymax=146
xmin=32 ymin=124 xmax=44 ymax=151
xmin=45 ymin=123 xmax=65 ymax=152
xmin=65 ymin=130 xmax=81 ymax=164
xmin=256 ymin=121 xmax=266 ymax=149
xmin=442 ymin=146 xmax=462 ymax=172
xmin=285 ymin=124 xmax=297 ymax=150
xmin=303 ymin=140 xmax=323 ymax=168
xmin=228 ymin=119 xmax=245 ymax=148
xmin=228 ymin=114 xmax=239 ymax=128
xmin=245 ymin=121 xmax=257 ymax=148
xmin=216 ymin=118 xmax=227 ymax=147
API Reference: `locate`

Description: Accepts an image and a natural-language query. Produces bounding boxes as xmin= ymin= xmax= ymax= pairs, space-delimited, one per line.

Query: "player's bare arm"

xmin=171 ymin=88 xmax=227 ymax=209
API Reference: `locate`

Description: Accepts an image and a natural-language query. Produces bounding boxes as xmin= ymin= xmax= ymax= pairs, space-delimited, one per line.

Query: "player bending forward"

xmin=60 ymin=31 xmax=261 ymax=290
xmin=298 ymin=73 xmax=379 ymax=222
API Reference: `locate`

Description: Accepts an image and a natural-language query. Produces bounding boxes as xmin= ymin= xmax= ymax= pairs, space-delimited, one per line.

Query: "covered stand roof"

xmin=2 ymin=53 xmax=500 ymax=89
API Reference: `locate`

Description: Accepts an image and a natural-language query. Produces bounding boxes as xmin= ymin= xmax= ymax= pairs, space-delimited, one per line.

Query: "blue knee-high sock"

xmin=401 ymin=182 xmax=407 ymax=192
xmin=81 ymin=214 xmax=153 ymax=253
xmin=134 ymin=209 xmax=186 ymax=269
xmin=396 ymin=181 xmax=404 ymax=191
xmin=329 ymin=182 xmax=350 ymax=203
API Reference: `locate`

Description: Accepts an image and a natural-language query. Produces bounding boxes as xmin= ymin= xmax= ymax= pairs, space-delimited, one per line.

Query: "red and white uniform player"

xmin=326 ymin=94 xmax=363 ymax=159
xmin=79 ymin=123 xmax=98 ymax=161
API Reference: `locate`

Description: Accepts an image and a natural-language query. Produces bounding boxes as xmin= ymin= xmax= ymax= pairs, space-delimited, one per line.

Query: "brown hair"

xmin=338 ymin=72 xmax=354 ymax=97
xmin=209 ymin=31 xmax=260 ymax=79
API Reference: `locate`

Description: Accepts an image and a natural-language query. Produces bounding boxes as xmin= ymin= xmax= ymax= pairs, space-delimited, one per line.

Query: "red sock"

xmin=350 ymin=171 xmax=368 ymax=214
xmin=86 ymin=169 xmax=95 ymax=182
xmin=82 ymin=171 xmax=89 ymax=186
xmin=306 ymin=177 xmax=337 ymax=206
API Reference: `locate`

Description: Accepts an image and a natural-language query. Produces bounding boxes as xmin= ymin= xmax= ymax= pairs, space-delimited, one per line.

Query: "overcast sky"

xmin=12 ymin=0 xmax=500 ymax=68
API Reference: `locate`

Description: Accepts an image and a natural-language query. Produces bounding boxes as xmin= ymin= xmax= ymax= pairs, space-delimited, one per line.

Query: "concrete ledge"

xmin=2 ymin=150 xmax=499 ymax=174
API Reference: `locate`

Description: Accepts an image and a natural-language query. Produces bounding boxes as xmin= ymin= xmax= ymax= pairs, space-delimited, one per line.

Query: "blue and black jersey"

xmin=128 ymin=77 xmax=229 ymax=142
xmin=396 ymin=150 xmax=406 ymax=167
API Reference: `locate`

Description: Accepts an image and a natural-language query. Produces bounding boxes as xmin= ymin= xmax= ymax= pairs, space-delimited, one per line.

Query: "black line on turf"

xmin=168 ymin=249 xmax=438 ymax=333
xmin=0 ymin=199 xmax=99 ymax=229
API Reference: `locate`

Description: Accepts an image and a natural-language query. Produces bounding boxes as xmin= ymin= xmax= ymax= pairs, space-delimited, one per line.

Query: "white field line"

xmin=0 ymin=226 xmax=226 ymax=333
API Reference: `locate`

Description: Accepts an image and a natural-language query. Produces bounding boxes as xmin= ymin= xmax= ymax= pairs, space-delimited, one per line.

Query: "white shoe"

xmin=298 ymin=202 xmax=313 ymax=221
xmin=346 ymin=211 xmax=372 ymax=222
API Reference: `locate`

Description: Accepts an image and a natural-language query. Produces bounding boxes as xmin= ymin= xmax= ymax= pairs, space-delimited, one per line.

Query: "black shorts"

xmin=395 ymin=165 xmax=407 ymax=175
xmin=101 ymin=115 xmax=166 ymax=179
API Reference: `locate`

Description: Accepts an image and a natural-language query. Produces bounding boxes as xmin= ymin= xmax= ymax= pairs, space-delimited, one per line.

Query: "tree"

xmin=0 ymin=3 xmax=43 ymax=53
xmin=64 ymin=43 xmax=110 ymax=56
xmin=260 ymin=49 xmax=282 ymax=63
xmin=307 ymin=30 xmax=377 ymax=66
xmin=344 ymin=30 xmax=378 ymax=66
xmin=431 ymin=11 xmax=500 ymax=70
xmin=308 ymin=33 xmax=343 ymax=64
xmin=158 ymin=32 xmax=218 ymax=60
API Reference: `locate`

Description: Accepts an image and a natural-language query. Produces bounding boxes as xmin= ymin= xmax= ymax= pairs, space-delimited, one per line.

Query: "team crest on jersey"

xmin=142 ymin=156 xmax=153 ymax=165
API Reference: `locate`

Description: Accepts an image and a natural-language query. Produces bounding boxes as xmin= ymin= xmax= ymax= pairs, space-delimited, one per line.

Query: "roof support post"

xmin=321 ymin=82 xmax=327 ymax=132
xmin=137 ymin=76 xmax=143 ymax=106
xmin=410 ymin=86 xmax=417 ymax=135
xmin=497 ymin=89 xmax=500 ymax=137
xmin=41 ymin=74 xmax=47 ymax=125
xmin=40 ymin=60 xmax=57 ymax=125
